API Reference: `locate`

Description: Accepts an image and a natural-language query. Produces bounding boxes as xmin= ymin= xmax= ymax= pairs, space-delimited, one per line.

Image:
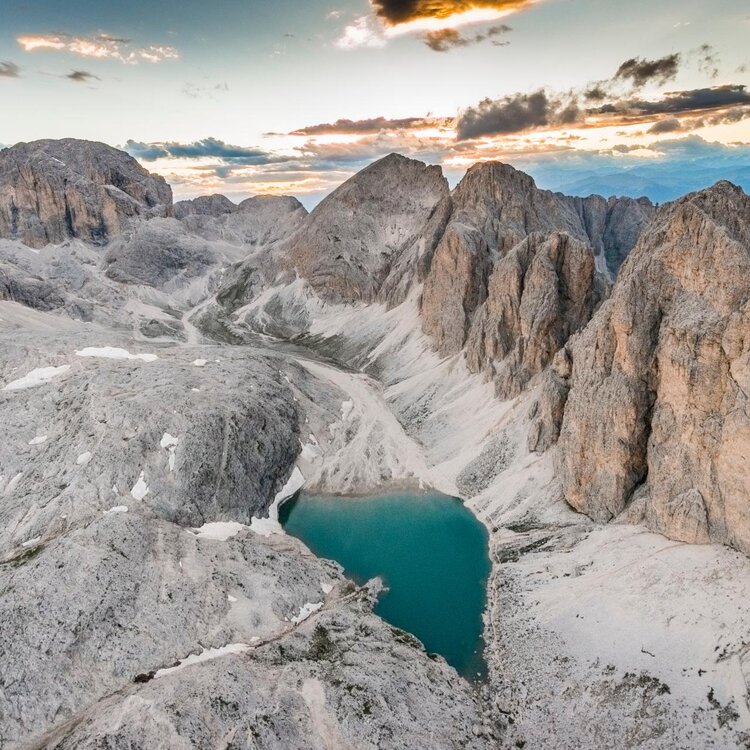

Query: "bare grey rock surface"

xmin=181 ymin=194 xmax=307 ymax=247
xmin=173 ymin=193 xmax=237 ymax=218
xmin=284 ymin=153 xmax=449 ymax=302
xmin=104 ymin=218 xmax=220 ymax=288
xmin=465 ymin=231 xmax=603 ymax=398
xmin=0 ymin=139 xmax=172 ymax=248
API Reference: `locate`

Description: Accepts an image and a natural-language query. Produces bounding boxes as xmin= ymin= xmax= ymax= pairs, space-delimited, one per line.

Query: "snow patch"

xmin=130 ymin=471 xmax=149 ymax=500
xmin=250 ymin=466 xmax=305 ymax=537
xmin=340 ymin=399 xmax=354 ymax=421
xmin=76 ymin=347 xmax=158 ymax=363
xmin=21 ymin=536 xmax=41 ymax=548
xmin=76 ymin=451 xmax=92 ymax=466
xmin=4 ymin=365 xmax=71 ymax=391
xmin=154 ymin=643 xmax=252 ymax=679
xmin=28 ymin=435 xmax=48 ymax=445
xmin=189 ymin=521 xmax=249 ymax=541
xmin=4 ymin=472 xmax=23 ymax=495
xmin=104 ymin=505 xmax=129 ymax=514
xmin=160 ymin=432 xmax=179 ymax=472
xmin=321 ymin=582 xmax=334 ymax=595
xmin=192 ymin=359 xmax=208 ymax=367
xmin=291 ymin=601 xmax=323 ymax=625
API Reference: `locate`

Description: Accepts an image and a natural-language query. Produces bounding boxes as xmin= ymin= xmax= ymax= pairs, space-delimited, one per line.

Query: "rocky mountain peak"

xmin=0 ymin=138 xmax=172 ymax=248
xmin=674 ymin=179 xmax=750 ymax=248
xmin=237 ymin=194 xmax=306 ymax=215
xmin=455 ymin=160 xmax=538 ymax=203
xmin=173 ymin=194 xmax=236 ymax=219
xmin=285 ymin=153 xmax=449 ymax=302
xmin=554 ymin=179 xmax=750 ymax=552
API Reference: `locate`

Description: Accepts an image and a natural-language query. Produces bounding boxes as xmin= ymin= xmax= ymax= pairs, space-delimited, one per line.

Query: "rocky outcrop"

xmin=104 ymin=218 xmax=218 ymax=289
xmin=421 ymin=223 xmax=492 ymax=355
xmin=0 ymin=139 xmax=172 ymax=248
xmin=569 ymin=194 xmax=655 ymax=278
xmin=285 ymin=153 xmax=449 ymax=303
xmin=0 ymin=260 xmax=66 ymax=311
xmin=465 ymin=232 xmax=603 ymax=398
xmin=420 ymin=163 xmax=616 ymax=394
xmin=180 ymin=194 xmax=308 ymax=249
xmin=556 ymin=181 xmax=750 ymax=554
xmin=174 ymin=193 xmax=236 ymax=218
xmin=377 ymin=193 xmax=453 ymax=308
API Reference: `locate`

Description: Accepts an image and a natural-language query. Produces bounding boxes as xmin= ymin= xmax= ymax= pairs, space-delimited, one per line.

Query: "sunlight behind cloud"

xmin=336 ymin=1 xmax=542 ymax=49
xmin=384 ymin=6 xmax=523 ymax=36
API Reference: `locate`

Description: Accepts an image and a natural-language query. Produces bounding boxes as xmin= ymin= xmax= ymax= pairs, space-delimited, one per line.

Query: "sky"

xmin=1 ymin=0 xmax=749 ymax=206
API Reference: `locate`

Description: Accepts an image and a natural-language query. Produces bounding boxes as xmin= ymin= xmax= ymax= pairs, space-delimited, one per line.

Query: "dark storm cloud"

xmin=371 ymin=0 xmax=535 ymax=25
xmin=0 ymin=61 xmax=20 ymax=78
xmin=614 ymin=54 xmax=680 ymax=87
xmin=456 ymin=90 xmax=578 ymax=139
xmin=65 ymin=70 xmax=101 ymax=83
xmin=423 ymin=23 xmax=510 ymax=51
xmin=124 ymin=138 xmax=286 ymax=165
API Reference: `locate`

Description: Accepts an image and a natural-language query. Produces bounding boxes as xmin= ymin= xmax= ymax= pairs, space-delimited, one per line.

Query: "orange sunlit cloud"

xmin=17 ymin=33 xmax=179 ymax=64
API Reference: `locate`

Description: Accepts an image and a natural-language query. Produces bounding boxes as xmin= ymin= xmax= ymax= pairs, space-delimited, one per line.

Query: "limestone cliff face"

xmin=465 ymin=232 xmax=603 ymax=398
xmin=0 ymin=139 xmax=172 ymax=248
xmin=420 ymin=162 xmax=629 ymax=395
xmin=571 ymin=194 xmax=655 ymax=278
xmin=285 ymin=153 xmax=449 ymax=303
xmin=556 ymin=181 xmax=750 ymax=553
xmin=421 ymin=223 xmax=492 ymax=355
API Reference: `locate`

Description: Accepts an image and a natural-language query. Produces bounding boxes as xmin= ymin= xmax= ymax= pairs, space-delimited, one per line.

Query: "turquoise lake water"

xmin=279 ymin=491 xmax=491 ymax=680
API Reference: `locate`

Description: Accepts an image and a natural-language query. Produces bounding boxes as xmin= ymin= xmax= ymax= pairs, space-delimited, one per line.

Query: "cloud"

xmin=457 ymin=90 xmax=578 ymax=138
xmin=605 ymin=84 xmax=750 ymax=118
xmin=614 ymin=54 xmax=680 ymax=87
xmin=124 ymin=138 xmax=286 ymax=167
xmin=423 ymin=23 xmax=510 ymax=51
xmin=335 ymin=17 xmax=387 ymax=49
xmin=65 ymin=70 xmax=101 ymax=83
xmin=693 ymin=44 xmax=720 ymax=79
xmin=0 ymin=61 xmax=20 ymax=78
xmin=583 ymin=85 xmax=608 ymax=102
xmin=336 ymin=1 xmax=533 ymax=48
xmin=647 ymin=117 xmax=682 ymax=134
xmin=17 ymin=33 xmax=179 ymax=64
xmin=182 ymin=82 xmax=230 ymax=99
xmin=288 ymin=116 xmax=441 ymax=135
xmin=457 ymin=78 xmax=750 ymax=139
xmin=371 ymin=0 xmax=535 ymax=26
